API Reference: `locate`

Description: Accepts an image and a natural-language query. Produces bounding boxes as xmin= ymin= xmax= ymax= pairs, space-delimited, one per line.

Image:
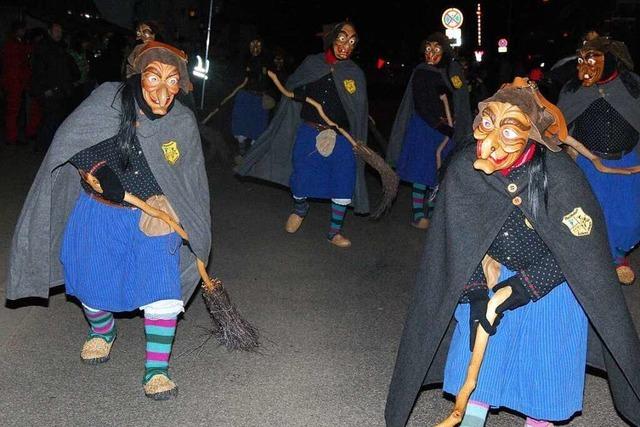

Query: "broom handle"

xmin=82 ymin=168 xmax=213 ymax=285
xmin=201 ymin=77 xmax=249 ymax=124
xmin=563 ymin=135 xmax=640 ymax=175
xmin=120 ymin=193 xmax=217 ymax=291
xmin=267 ymin=70 xmax=374 ymax=156
xmin=435 ymin=94 xmax=453 ymax=170
xmin=435 ymin=285 xmax=512 ymax=427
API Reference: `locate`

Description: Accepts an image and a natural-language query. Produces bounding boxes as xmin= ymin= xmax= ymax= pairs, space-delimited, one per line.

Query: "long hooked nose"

xmin=156 ymin=84 xmax=170 ymax=107
xmin=477 ymin=130 xmax=500 ymax=159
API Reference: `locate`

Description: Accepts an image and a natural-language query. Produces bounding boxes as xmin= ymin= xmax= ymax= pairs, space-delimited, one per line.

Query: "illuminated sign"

xmin=442 ymin=8 xmax=464 ymax=29
xmin=193 ymin=55 xmax=210 ymax=79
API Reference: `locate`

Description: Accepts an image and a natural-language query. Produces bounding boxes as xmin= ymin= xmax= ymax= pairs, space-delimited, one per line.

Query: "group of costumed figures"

xmin=5 ymin=18 xmax=640 ymax=427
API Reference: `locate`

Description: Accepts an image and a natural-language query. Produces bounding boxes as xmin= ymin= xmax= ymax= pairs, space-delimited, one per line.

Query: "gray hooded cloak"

xmin=387 ymin=61 xmax=472 ymax=166
xmin=385 ymin=145 xmax=640 ymax=426
xmin=236 ymin=53 xmax=370 ymax=214
xmin=7 ymin=82 xmax=212 ymax=303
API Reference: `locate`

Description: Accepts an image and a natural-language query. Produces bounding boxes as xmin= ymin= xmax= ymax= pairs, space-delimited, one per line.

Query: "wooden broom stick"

xmin=435 ymin=256 xmax=511 ymax=427
xmin=436 ymin=94 xmax=453 ymax=170
xmin=201 ymin=77 xmax=249 ymax=125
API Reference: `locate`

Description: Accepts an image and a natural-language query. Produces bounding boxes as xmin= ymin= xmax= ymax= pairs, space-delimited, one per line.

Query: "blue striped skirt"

xmin=443 ymin=267 xmax=588 ymax=421
xmin=289 ymin=123 xmax=356 ymax=200
xmin=396 ymin=114 xmax=452 ymax=187
xmin=576 ymin=150 xmax=640 ymax=257
xmin=231 ymin=90 xmax=269 ymax=140
xmin=60 ymin=192 xmax=182 ymax=312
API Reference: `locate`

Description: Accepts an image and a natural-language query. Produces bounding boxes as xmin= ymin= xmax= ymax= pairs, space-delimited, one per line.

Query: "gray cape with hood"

xmin=557 ymin=72 xmax=640 ymax=148
xmin=387 ymin=61 xmax=471 ymax=166
xmin=7 ymin=82 xmax=212 ymax=303
xmin=236 ymin=53 xmax=370 ymax=214
xmin=385 ymin=145 xmax=640 ymax=426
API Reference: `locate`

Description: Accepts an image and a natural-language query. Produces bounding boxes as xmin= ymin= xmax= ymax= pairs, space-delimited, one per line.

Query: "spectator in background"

xmin=30 ymin=22 xmax=79 ymax=152
xmin=68 ymin=33 xmax=95 ymax=108
xmin=1 ymin=21 xmax=39 ymax=145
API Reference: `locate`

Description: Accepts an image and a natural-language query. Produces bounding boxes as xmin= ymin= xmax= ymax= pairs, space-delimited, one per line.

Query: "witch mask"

xmin=424 ymin=41 xmax=443 ymax=65
xmin=577 ymin=48 xmax=605 ymax=87
xmin=141 ymin=61 xmax=180 ymax=115
xmin=332 ymin=24 xmax=357 ymax=60
xmin=473 ymin=102 xmax=532 ymax=174
xmin=249 ymin=39 xmax=262 ymax=57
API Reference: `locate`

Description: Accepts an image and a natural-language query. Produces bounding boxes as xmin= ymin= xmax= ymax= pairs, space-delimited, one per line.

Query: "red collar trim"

xmin=500 ymin=144 xmax=536 ymax=177
xmin=597 ymin=70 xmax=619 ymax=85
xmin=324 ymin=49 xmax=338 ymax=65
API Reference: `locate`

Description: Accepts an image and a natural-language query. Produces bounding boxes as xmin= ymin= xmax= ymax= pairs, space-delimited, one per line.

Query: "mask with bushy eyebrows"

xmin=577 ymin=48 xmax=605 ymax=87
xmin=424 ymin=41 xmax=443 ymax=65
xmin=473 ymin=102 xmax=532 ymax=174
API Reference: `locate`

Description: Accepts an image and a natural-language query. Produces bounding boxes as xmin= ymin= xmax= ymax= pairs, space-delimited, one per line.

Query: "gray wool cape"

xmin=557 ymin=72 xmax=640 ymax=143
xmin=385 ymin=145 xmax=640 ymax=426
xmin=7 ymin=82 xmax=212 ymax=303
xmin=387 ymin=61 xmax=471 ymax=166
xmin=236 ymin=53 xmax=370 ymax=214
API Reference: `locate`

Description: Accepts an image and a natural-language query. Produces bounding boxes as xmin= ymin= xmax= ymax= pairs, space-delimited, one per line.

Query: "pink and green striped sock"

xmin=144 ymin=317 xmax=177 ymax=383
xmin=327 ymin=202 xmax=347 ymax=239
xmin=83 ymin=305 xmax=116 ymax=343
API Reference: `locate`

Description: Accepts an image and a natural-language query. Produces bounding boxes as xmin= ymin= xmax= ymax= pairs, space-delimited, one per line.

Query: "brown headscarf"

xmin=579 ymin=36 xmax=634 ymax=71
xmin=474 ymin=78 xmax=564 ymax=152
xmin=126 ymin=41 xmax=193 ymax=93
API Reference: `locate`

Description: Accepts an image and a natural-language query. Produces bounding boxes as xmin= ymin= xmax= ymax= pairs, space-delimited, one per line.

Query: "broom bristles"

xmin=201 ymin=282 xmax=260 ymax=351
xmin=353 ymin=144 xmax=399 ymax=219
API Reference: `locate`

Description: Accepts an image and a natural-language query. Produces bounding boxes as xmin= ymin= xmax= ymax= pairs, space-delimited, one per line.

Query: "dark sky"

xmin=216 ymin=0 xmax=634 ymax=66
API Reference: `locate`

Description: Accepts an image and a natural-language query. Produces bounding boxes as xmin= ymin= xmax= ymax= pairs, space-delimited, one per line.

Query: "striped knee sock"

xmin=460 ymin=400 xmax=489 ymax=427
xmin=293 ymin=197 xmax=309 ymax=217
xmin=525 ymin=418 xmax=553 ymax=427
xmin=412 ymin=183 xmax=427 ymax=222
xmin=83 ymin=305 xmax=116 ymax=343
xmin=328 ymin=202 xmax=347 ymax=239
xmin=144 ymin=317 xmax=177 ymax=383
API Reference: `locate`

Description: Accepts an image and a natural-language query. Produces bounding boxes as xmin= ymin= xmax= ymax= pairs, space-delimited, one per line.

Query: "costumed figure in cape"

xmin=387 ymin=32 xmax=471 ymax=230
xmin=385 ymin=79 xmax=640 ymax=427
xmin=232 ymin=38 xmax=274 ymax=156
xmin=557 ymin=36 xmax=640 ymax=285
xmin=7 ymin=41 xmax=212 ymax=400
xmin=236 ymin=22 xmax=369 ymax=248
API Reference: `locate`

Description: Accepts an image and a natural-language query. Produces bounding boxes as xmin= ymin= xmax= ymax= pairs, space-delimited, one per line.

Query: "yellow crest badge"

xmin=343 ymin=79 xmax=356 ymax=94
xmin=162 ymin=141 xmax=180 ymax=165
xmin=451 ymin=75 xmax=463 ymax=89
xmin=562 ymin=207 xmax=592 ymax=237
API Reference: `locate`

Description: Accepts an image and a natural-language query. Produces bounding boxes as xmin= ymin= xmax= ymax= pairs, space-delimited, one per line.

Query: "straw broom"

xmin=267 ymin=71 xmax=399 ymax=219
xmin=83 ymin=172 xmax=259 ymax=351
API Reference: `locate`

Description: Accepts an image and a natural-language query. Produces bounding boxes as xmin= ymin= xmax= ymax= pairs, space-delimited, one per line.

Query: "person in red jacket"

xmin=1 ymin=21 xmax=40 ymax=145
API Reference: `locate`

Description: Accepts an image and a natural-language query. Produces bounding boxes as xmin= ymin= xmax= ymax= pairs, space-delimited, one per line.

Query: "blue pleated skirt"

xmin=289 ymin=123 xmax=356 ymax=200
xmin=576 ymin=150 xmax=640 ymax=257
xmin=231 ymin=90 xmax=269 ymax=140
xmin=60 ymin=192 xmax=182 ymax=312
xmin=396 ymin=114 xmax=452 ymax=187
xmin=443 ymin=267 xmax=588 ymax=421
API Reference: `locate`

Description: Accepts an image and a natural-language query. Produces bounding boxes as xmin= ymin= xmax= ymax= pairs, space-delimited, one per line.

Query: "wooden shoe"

xmin=285 ymin=213 xmax=304 ymax=233
xmin=616 ymin=265 xmax=635 ymax=285
xmin=144 ymin=374 xmax=178 ymax=400
xmin=329 ymin=234 xmax=351 ymax=248
xmin=411 ymin=218 xmax=430 ymax=230
xmin=80 ymin=337 xmax=114 ymax=364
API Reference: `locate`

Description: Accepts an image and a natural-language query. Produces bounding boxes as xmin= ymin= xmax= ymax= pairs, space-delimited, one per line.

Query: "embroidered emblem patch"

xmin=562 ymin=207 xmax=592 ymax=237
xmin=451 ymin=75 xmax=463 ymax=89
xmin=162 ymin=141 xmax=180 ymax=165
xmin=343 ymin=79 xmax=356 ymax=94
